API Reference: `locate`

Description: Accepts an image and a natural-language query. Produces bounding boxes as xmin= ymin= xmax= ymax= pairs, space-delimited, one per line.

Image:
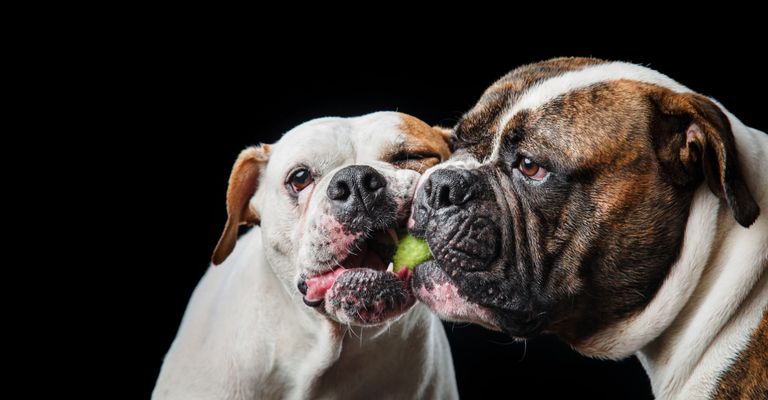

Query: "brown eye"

xmin=519 ymin=158 xmax=548 ymax=181
xmin=287 ymin=168 xmax=314 ymax=193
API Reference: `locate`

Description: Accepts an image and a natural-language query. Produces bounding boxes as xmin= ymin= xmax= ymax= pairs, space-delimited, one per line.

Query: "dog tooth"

xmin=386 ymin=262 xmax=394 ymax=272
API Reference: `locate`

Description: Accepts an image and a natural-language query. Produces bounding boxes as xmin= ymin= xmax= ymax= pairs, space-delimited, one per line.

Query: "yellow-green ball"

xmin=393 ymin=234 xmax=432 ymax=272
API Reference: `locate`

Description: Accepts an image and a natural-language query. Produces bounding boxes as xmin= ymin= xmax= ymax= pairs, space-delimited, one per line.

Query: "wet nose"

xmin=422 ymin=168 xmax=475 ymax=210
xmin=327 ymin=165 xmax=387 ymax=214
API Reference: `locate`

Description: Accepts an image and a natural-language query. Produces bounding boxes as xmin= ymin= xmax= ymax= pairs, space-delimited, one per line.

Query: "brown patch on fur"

xmin=503 ymin=80 xmax=699 ymax=342
xmin=212 ymin=144 xmax=270 ymax=265
xmin=455 ymin=57 xmax=606 ymax=159
xmin=644 ymin=88 xmax=760 ymax=227
xmin=439 ymin=67 xmax=760 ymax=343
xmin=515 ymin=80 xmax=654 ymax=172
xmin=388 ymin=114 xmax=452 ymax=173
xmin=712 ymin=309 xmax=768 ymax=399
xmin=489 ymin=79 xmax=761 ymax=343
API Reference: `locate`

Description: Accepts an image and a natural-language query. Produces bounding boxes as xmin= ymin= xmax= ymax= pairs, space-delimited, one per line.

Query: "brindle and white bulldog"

xmin=409 ymin=58 xmax=767 ymax=399
xmin=154 ymin=112 xmax=458 ymax=399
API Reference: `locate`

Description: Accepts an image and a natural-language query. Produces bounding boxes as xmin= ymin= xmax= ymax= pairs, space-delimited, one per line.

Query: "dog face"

xmin=410 ymin=58 xmax=759 ymax=347
xmin=213 ymin=112 xmax=451 ymax=326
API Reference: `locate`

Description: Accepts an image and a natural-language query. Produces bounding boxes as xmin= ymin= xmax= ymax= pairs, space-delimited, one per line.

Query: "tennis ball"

xmin=393 ymin=234 xmax=432 ymax=273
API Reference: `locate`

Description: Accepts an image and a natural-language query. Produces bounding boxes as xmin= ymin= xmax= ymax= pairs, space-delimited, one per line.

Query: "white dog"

xmin=153 ymin=112 xmax=458 ymax=399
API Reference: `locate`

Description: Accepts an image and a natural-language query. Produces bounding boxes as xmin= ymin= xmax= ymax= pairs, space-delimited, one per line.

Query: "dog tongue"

xmin=305 ymin=245 xmax=393 ymax=302
xmin=305 ymin=263 xmax=406 ymax=303
xmin=305 ymin=268 xmax=347 ymax=301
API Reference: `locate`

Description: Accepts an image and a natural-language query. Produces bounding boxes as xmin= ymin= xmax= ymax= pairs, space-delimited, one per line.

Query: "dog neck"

xmin=637 ymin=119 xmax=768 ymax=400
xmin=576 ymin=121 xmax=768 ymax=399
xmin=635 ymin=209 xmax=767 ymax=399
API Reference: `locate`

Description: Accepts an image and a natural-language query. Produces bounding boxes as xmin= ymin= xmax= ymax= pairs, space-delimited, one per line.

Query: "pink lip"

xmin=415 ymin=273 xmax=498 ymax=331
xmin=305 ymin=223 xmax=404 ymax=304
xmin=305 ymin=267 xmax=412 ymax=303
xmin=305 ymin=268 xmax=347 ymax=302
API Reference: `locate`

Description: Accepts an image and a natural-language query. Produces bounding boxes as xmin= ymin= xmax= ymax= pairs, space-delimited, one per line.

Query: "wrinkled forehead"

xmin=456 ymin=58 xmax=693 ymax=163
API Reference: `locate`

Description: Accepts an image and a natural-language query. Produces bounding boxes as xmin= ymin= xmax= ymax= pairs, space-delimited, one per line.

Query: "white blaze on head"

xmin=489 ymin=61 xmax=694 ymax=161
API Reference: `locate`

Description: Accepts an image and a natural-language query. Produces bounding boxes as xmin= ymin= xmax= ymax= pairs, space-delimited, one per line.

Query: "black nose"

xmin=327 ymin=165 xmax=387 ymax=214
xmin=423 ymin=168 xmax=475 ymax=210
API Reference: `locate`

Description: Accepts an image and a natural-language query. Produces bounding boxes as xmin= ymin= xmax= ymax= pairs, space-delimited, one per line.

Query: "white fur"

xmin=153 ymin=112 xmax=458 ymax=399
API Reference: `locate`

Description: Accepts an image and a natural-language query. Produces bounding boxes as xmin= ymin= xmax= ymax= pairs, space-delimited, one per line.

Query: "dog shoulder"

xmin=154 ymin=228 xmax=292 ymax=398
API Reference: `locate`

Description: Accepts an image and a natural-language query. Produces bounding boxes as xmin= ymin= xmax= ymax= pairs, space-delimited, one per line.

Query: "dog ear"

xmin=650 ymin=90 xmax=759 ymax=227
xmin=433 ymin=126 xmax=456 ymax=153
xmin=212 ymin=144 xmax=270 ymax=265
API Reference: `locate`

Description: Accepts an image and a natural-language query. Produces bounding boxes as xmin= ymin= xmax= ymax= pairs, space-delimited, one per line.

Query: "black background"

xmin=128 ymin=27 xmax=766 ymax=399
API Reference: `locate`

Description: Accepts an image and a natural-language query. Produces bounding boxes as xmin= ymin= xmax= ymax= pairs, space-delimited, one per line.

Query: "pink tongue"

xmin=305 ymin=249 xmax=393 ymax=302
xmin=305 ymin=268 xmax=346 ymax=301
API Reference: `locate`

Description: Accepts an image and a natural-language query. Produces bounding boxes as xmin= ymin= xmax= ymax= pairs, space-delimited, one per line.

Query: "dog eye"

xmin=390 ymin=152 xmax=440 ymax=173
xmin=391 ymin=152 xmax=426 ymax=162
xmin=287 ymin=168 xmax=314 ymax=193
xmin=519 ymin=158 xmax=548 ymax=181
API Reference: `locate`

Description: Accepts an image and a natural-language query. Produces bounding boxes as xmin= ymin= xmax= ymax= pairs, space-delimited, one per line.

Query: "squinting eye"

xmin=519 ymin=158 xmax=548 ymax=181
xmin=390 ymin=152 xmax=440 ymax=172
xmin=391 ymin=152 xmax=427 ymax=162
xmin=287 ymin=168 xmax=314 ymax=194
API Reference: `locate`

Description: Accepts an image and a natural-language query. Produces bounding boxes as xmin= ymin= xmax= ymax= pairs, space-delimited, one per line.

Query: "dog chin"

xmin=323 ymin=267 xmax=416 ymax=325
xmin=412 ymin=261 xmax=549 ymax=338
xmin=411 ymin=260 xmax=499 ymax=331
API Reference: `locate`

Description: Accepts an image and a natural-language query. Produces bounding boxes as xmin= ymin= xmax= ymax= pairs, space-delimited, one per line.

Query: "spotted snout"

xmin=410 ymin=167 xmax=501 ymax=274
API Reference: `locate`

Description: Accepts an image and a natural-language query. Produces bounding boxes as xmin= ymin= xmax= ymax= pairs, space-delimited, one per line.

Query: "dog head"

xmin=212 ymin=112 xmax=451 ymax=326
xmin=409 ymin=58 xmax=759 ymax=353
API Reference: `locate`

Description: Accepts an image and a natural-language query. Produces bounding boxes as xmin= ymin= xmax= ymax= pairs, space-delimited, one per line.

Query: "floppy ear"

xmin=649 ymin=89 xmax=759 ymax=227
xmin=212 ymin=144 xmax=270 ymax=265
xmin=432 ymin=125 xmax=456 ymax=153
